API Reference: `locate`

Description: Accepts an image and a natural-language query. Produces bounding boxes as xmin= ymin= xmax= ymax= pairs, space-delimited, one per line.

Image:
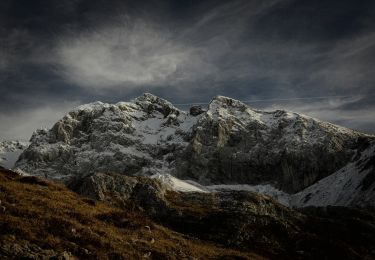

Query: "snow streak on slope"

xmin=290 ymin=142 xmax=375 ymax=208
xmin=201 ymin=142 xmax=375 ymax=208
xmin=151 ymin=173 xmax=208 ymax=193
xmin=205 ymin=141 xmax=375 ymax=208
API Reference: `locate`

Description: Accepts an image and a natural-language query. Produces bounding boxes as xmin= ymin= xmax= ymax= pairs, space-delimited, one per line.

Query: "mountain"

xmin=15 ymin=93 xmax=375 ymax=208
xmin=173 ymin=96 xmax=371 ymax=193
xmin=16 ymin=94 xmax=195 ymax=181
xmin=0 ymin=140 xmax=28 ymax=169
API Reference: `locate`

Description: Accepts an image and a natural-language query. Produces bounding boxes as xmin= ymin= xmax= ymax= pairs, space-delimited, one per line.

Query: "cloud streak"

xmin=55 ymin=21 xmax=217 ymax=89
xmin=53 ymin=0 xmax=287 ymax=91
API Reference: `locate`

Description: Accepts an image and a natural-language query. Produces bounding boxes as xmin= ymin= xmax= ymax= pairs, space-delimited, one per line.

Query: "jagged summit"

xmin=14 ymin=93 xmax=375 ymax=207
xmin=209 ymin=95 xmax=249 ymax=109
xmin=134 ymin=92 xmax=173 ymax=106
xmin=74 ymin=101 xmax=108 ymax=112
xmin=133 ymin=93 xmax=181 ymax=118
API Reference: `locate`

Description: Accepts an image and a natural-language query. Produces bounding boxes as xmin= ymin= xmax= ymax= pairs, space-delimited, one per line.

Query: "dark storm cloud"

xmin=251 ymin=0 xmax=375 ymax=42
xmin=0 ymin=0 xmax=375 ymax=140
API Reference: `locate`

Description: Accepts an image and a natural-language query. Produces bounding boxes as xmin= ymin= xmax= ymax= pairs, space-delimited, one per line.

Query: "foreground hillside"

xmin=2 ymin=167 xmax=375 ymax=259
xmin=0 ymin=168 xmax=262 ymax=260
xmin=69 ymin=171 xmax=375 ymax=260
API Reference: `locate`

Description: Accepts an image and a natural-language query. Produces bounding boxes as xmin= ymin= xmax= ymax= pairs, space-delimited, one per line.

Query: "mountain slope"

xmin=15 ymin=93 xmax=375 ymax=207
xmin=68 ymin=171 xmax=375 ymax=259
xmin=173 ymin=96 xmax=371 ymax=192
xmin=291 ymin=141 xmax=375 ymax=208
xmin=16 ymin=94 xmax=196 ymax=181
xmin=0 ymin=167 xmax=264 ymax=259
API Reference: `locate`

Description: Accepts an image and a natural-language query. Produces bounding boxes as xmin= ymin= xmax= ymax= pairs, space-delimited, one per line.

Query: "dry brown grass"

xmin=0 ymin=170 xmax=265 ymax=259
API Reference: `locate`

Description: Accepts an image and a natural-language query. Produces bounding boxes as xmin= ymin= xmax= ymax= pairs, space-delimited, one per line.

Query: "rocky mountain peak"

xmin=208 ymin=95 xmax=249 ymax=111
xmin=15 ymin=93 xmax=375 ymax=203
xmin=133 ymin=93 xmax=181 ymax=118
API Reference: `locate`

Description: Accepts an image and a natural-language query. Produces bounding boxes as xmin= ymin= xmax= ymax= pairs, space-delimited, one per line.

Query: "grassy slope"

xmin=0 ymin=169 xmax=263 ymax=260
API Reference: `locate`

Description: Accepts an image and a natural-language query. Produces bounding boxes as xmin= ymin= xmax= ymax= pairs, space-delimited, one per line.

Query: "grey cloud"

xmin=52 ymin=0 xmax=285 ymax=91
xmin=54 ymin=21 xmax=217 ymax=90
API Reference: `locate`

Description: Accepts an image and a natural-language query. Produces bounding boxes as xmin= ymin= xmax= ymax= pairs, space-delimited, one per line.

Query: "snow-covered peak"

xmin=73 ymin=101 xmax=108 ymax=113
xmin=15 ymin=93 xmax=374 ymax=202
xmin=133 ymin=93 xmax=181 ymax=117
xmin=134 ymin=92 xmax=171 ymax=105
xmin=209 ymin=95 xmax=249 ymax=110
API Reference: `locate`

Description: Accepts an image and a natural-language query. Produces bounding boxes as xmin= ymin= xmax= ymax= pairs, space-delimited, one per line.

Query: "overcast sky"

xmin=1 ymin=0 xmax=375 ymax=140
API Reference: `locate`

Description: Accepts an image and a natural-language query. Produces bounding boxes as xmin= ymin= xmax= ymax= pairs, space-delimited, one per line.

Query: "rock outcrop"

xmin=173 ymin=96 xmax=371 ymax=193
xmin=189 ymin=105 xmax=205 ymax=116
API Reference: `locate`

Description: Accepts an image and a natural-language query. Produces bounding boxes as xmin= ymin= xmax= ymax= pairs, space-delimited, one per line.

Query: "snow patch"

xmin=151 ymin=174 xmax=208 ymax=193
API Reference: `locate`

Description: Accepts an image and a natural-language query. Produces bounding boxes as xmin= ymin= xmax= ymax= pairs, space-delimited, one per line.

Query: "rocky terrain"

xmin=71 ymin=171 xmax=374 ymax=259
xmin=16 ymin=94 xmax=196 ymax=181
xmin=2 ymin=167 xmax=375 ymax=259
xmin=14 ymin=93 xmax=375 ymax=208
xmin=63 ymin=171 xmax=375 ymax=259
xmin=2 ymin=93 xmax=375 ymax=259
xmin=0 ymin=167 xmax=264 ymax=259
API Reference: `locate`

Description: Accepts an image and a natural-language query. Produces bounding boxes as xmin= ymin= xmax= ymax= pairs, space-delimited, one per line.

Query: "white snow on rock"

xmin=290 ymin=142 xmax=375 ymax=208
xmin=151 ymin=173 xmax=208 ymax=193
xmin=205 ymin=96 xmax=359 ymax=149
xmin=15 ymin=93 xmax=200 ymax=180
xmin=13 ymin=93 xmax=375 ymax=208
xmin=203 ymin=140 xmax=375 ymax=208
xmin=203 ymin=141 xmax=375 ymax=208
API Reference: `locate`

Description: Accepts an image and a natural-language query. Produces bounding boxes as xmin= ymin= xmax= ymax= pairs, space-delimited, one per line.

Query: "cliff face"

xmin=15 ymin=93 xmax=374 ymax=195
xmin=16 ymin=93 xmax=195 ymax=181
xmin=173 ymin=96 xmax=369 ymax=192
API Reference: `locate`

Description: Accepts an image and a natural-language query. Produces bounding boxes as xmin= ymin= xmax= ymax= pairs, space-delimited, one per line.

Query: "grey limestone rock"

xmin=15 ymin=94 xmax=374 ymax=194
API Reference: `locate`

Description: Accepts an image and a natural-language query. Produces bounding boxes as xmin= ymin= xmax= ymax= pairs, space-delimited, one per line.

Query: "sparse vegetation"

xmin=0 ymin=169 xmax=263 ymax=259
